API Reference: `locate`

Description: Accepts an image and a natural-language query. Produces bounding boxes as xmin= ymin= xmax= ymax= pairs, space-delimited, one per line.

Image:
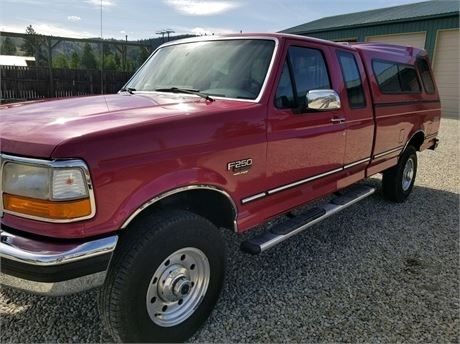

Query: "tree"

xmin=138 ymin=47 xmax=150 ymax=66
xmin=126 ymin=58 xmax=136 ymax=72
xmin=21 ymin=25 xmax=47 ymax=65
xmin=103 ymin=53 xmax=117 ymax=70
xmin=80 ymin=43 xmax=97 ymax=69
xmin=70 ymin=51 xmax=80 ymax=69
xmin=22 ymin=25 xmax=39 ymax=56
xmin=53 ymin=53 xmax=69 ymax=69
xmin=114 ymin=53 xmax=121 ymax=70
xmin=1 ymin=37 xmax=16 ymax=55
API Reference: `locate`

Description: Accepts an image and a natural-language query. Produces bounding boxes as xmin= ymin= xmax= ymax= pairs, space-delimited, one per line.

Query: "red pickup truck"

xmin=0 ymin=33 xmax=440 ymax=342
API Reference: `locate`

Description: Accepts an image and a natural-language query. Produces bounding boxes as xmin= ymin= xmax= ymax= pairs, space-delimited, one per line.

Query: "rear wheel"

xmin=99 ymin=210 xmax=225 ymax=343
xmin=382 ymin=146 xmax=417 ymax=203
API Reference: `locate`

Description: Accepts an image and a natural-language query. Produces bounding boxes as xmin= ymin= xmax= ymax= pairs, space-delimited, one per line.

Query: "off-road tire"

xmin=98 ymin=210 xmax=225 ymax=343
xmin=382 ymin=145 xmax=418 ymax=203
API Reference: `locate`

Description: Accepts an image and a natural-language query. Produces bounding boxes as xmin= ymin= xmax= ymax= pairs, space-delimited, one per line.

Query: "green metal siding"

xmin=301 ymin=15 xmax=459 ymax=59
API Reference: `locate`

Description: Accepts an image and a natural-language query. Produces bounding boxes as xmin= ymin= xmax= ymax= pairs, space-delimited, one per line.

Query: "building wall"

xmin=300 ymin=15 xmax=459 ymax=59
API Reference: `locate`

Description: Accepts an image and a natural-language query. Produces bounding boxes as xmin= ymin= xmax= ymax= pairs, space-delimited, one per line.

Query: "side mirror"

xmin=306 ymin=89 xmax=341 ymax=111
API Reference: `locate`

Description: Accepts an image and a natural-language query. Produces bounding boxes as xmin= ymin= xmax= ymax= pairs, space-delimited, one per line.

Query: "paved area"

xmin=1 ymin=118 xmax=459 ymax=343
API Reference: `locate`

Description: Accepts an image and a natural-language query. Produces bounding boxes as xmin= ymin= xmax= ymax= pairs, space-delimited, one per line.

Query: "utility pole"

xmin=165 ymin=29 xmax=174 ymax=42
xmin=156 ymin=30 xmax=166 ymax=43
xmin=124 ymin=34 xmax=128 ymax=71
xmin=156 ymin=29 xmax=175 ymax=43
xmin=100 ymin=0 xmax=104 ymax=94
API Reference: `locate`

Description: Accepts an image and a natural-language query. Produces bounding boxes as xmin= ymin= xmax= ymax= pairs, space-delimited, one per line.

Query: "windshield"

xmin=126 ymin=39 xmax=276 ymax=100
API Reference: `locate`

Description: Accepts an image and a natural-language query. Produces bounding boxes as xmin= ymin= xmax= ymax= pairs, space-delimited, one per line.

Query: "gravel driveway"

xmin=1 ymin=118 xmax=459 ymax=343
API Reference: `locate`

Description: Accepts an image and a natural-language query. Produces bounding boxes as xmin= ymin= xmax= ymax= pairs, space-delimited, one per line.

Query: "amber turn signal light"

xmin=3 ymin=193 xmax=91 ymax=220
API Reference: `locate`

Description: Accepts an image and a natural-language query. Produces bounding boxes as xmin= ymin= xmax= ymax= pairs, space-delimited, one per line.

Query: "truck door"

xmin=264 ymin=40 xmax=346 ymax=216
xmin=335 ymin=49 xmax=374 ymax=171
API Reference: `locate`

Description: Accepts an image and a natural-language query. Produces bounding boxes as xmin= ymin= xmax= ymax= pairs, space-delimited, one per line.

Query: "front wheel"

xmin=382 ymin=146 xmax=418 ymax=203
xmin=99 ymin=210 xmax=225 ymax=343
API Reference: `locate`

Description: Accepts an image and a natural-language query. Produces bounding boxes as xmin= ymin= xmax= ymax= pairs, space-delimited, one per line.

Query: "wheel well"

xmin=406 ymin=131 xmax=425 ymax=151
xmin=130 ymin=189 xmax=237 ymax=231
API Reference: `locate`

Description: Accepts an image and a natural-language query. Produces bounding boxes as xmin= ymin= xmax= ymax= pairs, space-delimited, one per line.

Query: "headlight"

xmin=2 ymin=157 xmax=95 ymax=222
xmin=3 ymin=163 xmax=51 ymax=199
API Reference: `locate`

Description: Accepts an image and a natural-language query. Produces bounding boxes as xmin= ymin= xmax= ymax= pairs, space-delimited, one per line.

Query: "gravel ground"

xmin=1 ymin=118 xmax=459 ymax=343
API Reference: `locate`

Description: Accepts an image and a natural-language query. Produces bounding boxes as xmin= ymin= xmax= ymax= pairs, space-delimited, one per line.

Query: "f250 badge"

xmin=227 ymin=158 xmax=253 ymax=175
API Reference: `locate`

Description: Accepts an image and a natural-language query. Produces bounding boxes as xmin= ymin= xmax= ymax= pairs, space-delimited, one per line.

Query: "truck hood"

xmin=0 ymin=93 xmax=251 ymax=158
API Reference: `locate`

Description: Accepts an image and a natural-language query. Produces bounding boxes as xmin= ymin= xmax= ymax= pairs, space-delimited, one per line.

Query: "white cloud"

xmin=84 ymin=0 xmax=115 ymax=8
xmin=67 ymin=16 xmax=81 ymax=23
xmin=190 ymin=26 xmax=235 ymax=35
xmin=120 ymin=30 xmax=126 ymax=34
xmin=0 ymin=23 xmax=95 ymax=38
xmin=164 ymin=0 xmax=240 ymax=16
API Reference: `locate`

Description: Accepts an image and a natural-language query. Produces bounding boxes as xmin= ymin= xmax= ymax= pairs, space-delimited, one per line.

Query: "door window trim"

xmin=336 ymin=49 xmax=367 ymax=109
xmin=274 ymin=44 xmax=333 ymax=111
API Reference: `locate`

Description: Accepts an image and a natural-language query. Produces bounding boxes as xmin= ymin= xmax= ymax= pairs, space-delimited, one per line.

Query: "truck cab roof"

xmin=160 ymin=32 xmax=428 ymax=58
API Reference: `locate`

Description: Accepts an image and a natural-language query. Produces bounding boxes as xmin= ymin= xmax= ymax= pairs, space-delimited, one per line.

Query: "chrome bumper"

xmin=0 ymin=228 xmax=118 ymax=296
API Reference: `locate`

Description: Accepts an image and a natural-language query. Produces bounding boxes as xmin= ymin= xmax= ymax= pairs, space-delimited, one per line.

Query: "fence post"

xmin=46 ymin=37 xmax=54 ymax=97
xmin=89 ymin=71 xmax=93 ymax=94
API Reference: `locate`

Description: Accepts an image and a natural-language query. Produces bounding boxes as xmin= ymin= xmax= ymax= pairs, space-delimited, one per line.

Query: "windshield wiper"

xmin=155 ymin=87 xmax=215 ymax=102
xmin=120 ymin=87 xmax=136 ymax=94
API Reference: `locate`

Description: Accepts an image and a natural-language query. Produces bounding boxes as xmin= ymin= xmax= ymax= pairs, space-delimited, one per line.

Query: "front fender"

xmin=113 ymin=167 xmax=235 ymax=229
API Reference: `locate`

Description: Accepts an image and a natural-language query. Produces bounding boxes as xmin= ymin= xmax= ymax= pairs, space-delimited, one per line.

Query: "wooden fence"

xmin=0 ymin=66 xmax=134 ymax=103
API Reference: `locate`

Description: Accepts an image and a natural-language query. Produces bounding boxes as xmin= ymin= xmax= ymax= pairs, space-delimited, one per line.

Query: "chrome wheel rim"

xmin=146 ymin=247 xmax=210 ymax=327
xmin=402 ymin=157 xmax=414 ymax=191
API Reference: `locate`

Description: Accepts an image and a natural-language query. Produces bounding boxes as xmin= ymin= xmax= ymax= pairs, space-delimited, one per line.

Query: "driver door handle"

xmin=330 ymin=117 xmax=346 ymax=124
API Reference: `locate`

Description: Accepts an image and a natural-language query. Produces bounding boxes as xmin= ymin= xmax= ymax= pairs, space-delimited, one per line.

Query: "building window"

xmin=373 ymin=60 xmax=421 ymax=94
xmin=416 ymin=58 xmax=435 ymax=94
xmin=337 ymin=51 xmax=366 ymax=108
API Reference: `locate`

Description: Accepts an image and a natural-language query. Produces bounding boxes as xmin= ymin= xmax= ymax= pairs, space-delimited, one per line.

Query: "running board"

xmin=241 ymin=185 xmax=376 ymax=255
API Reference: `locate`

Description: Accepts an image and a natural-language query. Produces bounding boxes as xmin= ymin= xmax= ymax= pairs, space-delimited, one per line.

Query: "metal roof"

xmin=281 ymin=0 xmax=459 ymax=34
xmin=0 ymin=55 xmax=35 ymax=67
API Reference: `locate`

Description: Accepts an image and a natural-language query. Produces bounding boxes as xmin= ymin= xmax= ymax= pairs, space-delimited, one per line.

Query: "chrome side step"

xmin=241 ymin=185 xmax=376 ymax=255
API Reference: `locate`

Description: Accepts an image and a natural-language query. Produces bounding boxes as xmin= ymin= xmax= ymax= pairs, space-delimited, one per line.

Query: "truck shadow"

xmin=1 ymin=181 xmax=459 ymax=343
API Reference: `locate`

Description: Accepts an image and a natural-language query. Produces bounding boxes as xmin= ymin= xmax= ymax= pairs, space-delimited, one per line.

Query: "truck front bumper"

xmin=0 ymin=228 xmax=118 ymax=296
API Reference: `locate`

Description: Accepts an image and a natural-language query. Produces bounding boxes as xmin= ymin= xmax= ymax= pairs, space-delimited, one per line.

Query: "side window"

xmin=275 ymin=60 xmax=295 ymax=108
xmin=337 ymin=51 xmax=366 ymax=108
xmin=416 ymin=58 xmax=435 ymax=94
xmin=373 ymin=60 xmax=421 ymax=94
xmin=289 ymin=46 xmax=330 ymax=98
xmin=399 ymin=66 xmax=421 ymax=92
xmin=373 ymin=61 xmax=401 ymax=93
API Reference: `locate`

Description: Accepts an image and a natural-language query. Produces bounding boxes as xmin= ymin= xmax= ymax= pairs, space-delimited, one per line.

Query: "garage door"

xmin=366 ymin=32 xmax=426 ymax=49
xmin=433 ymin=29 xmax=459 ymax=118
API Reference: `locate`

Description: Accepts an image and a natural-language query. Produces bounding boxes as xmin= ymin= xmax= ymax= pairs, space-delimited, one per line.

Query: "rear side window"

xmin=399 ymin=66 xmax=421 ymax=92
xmin=373 ymin=60 xmax=421 ymax=94
xmin=416 ymin=58 xmax=435 ymax=94
xmin=337 ymin=51 xmax=366 ymax=108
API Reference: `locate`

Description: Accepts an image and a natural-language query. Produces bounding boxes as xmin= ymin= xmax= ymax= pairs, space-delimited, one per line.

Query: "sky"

xmin=0 ymin=0 xmax=426 ymax=41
